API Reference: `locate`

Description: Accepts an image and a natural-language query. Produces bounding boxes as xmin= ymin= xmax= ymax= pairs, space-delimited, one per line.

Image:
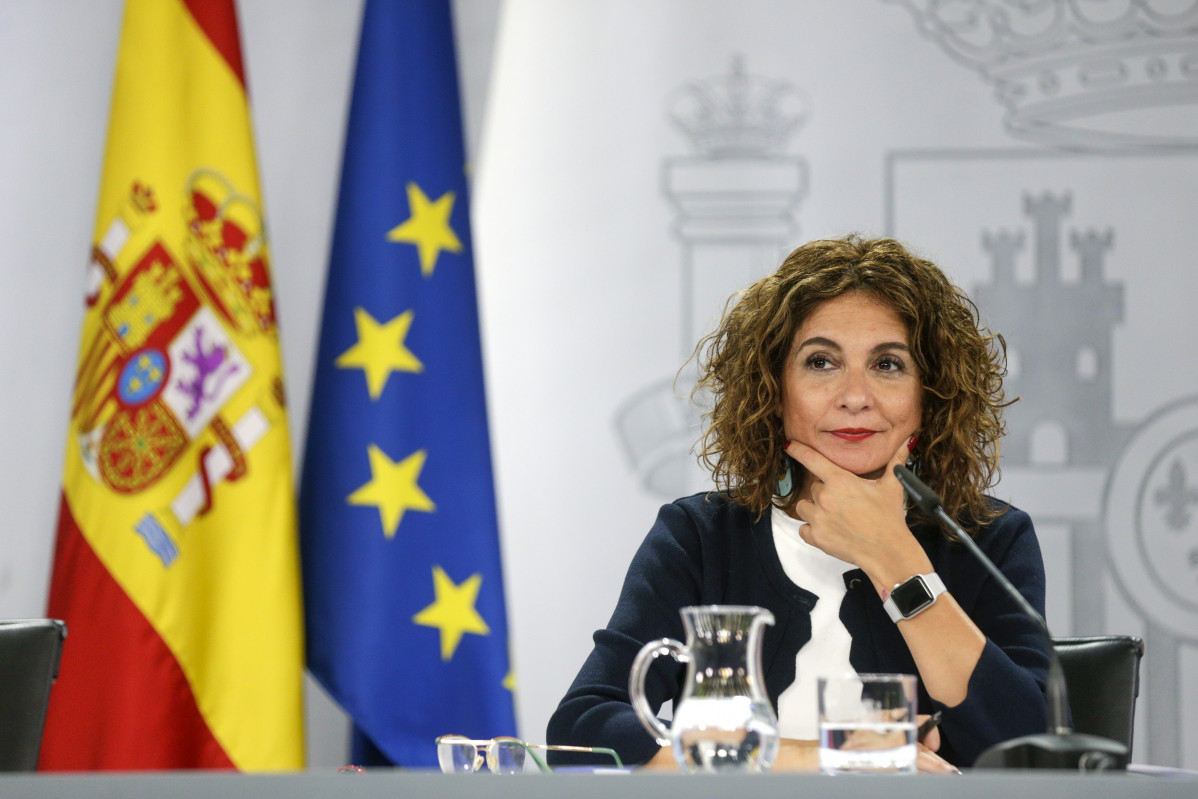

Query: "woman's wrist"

xmin=865 ymin=542 xmax=935 ymax=598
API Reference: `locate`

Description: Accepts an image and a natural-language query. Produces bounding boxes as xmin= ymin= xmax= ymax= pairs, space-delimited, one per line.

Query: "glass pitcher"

xmin=629 ymin=605 xmax=779 ymax=773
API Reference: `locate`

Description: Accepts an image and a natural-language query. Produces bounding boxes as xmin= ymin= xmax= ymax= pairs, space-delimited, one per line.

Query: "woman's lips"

xmin=829 ymin=429 xmax=876 ymax=442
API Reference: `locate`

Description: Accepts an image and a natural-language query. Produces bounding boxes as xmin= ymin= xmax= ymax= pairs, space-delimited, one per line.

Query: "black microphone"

xmin=893 ymin=464 xmax=1128 ymax=771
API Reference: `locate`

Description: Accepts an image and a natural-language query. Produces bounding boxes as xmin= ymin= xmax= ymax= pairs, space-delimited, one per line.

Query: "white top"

xmin=770 ymin=505 xmax=856 ymax=739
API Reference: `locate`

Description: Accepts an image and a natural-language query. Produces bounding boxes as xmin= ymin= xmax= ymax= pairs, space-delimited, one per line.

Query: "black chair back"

xmin=1054 ymin=635 xmax=1144 ymax=757
xmin=0 ymin=619 xmax=67 ymax=772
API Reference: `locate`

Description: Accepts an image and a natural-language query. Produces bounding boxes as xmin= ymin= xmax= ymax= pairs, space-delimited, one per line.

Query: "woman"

xmin=546 ymin=235 xmax=1051 ymax=771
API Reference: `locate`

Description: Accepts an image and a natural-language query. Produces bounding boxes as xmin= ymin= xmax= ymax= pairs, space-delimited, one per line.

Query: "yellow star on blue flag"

xmin=335 ymin=307 xmax=423 ymax=400
xmin=346 ymin=445 xmax=435 ymax=538
xmin=386 ymin=182 xmax=462 ymax=277
xmin=412 ymin=566 xmax=490 ymax=661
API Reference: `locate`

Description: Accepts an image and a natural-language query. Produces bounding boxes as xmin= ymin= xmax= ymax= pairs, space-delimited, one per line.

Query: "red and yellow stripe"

xmin=42 ymin=0 xmax=303 ymax=771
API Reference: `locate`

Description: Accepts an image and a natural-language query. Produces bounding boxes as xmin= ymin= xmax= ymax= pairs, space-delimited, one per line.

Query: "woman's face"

xmin=780 ymin=291 xmax=922 ymax=481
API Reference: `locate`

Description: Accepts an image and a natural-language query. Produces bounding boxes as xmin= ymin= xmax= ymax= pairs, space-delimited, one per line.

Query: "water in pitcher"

xmin=629 ymin=605 xmax=779 ymax=773
xmin=672 ymin=696 xmax=778 ymax=773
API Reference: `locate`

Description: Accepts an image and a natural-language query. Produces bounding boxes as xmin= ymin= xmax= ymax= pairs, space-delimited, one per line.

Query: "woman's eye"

xmin=877 ymin=356 xmax=904 ymax=372
xmin=806 ymin=354 xmax=831 ymax=370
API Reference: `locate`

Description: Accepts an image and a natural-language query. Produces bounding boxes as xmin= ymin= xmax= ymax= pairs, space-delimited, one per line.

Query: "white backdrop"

xmin=1 ymin=0 xmax=1195 ymax=770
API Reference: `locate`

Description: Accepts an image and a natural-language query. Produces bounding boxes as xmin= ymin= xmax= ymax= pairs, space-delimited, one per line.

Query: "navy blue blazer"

xmin=547 ymin=492 xmax=1051 ymax=767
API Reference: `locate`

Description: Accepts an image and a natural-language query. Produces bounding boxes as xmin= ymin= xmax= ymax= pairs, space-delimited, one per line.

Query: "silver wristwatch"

xmin=883 ymin=572 xmax=947 ymax=622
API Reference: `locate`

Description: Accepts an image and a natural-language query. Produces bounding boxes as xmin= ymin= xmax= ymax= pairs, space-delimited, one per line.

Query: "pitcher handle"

xmin=629 ymin=637 xmax=688 ymax=747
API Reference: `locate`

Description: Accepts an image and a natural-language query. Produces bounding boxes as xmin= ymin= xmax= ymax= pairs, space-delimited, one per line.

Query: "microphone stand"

xmin=893 ymin=464 xmax=1128 ymax=771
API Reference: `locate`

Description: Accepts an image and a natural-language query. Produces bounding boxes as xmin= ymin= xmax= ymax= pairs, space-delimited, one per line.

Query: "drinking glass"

xmin=817 ymin=673 xmax=918 ymax=774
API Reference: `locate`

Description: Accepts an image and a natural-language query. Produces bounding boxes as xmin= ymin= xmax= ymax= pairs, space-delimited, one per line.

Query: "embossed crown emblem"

xmin=888 ymin=0 xmax=1198 ymax=151
xmin=669 ymin=55 xmax=808 ymax=156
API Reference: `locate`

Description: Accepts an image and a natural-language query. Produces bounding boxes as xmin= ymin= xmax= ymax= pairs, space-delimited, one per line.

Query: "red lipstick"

xmin=830 ymin=428 xmax=876 ymax=442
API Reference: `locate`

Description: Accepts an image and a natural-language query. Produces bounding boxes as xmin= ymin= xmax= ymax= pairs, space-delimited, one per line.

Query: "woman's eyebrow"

xmin=795 ymin=338 xmax=910 ymax=353
xmin=796 ymin=336 xmax=840 ymax=351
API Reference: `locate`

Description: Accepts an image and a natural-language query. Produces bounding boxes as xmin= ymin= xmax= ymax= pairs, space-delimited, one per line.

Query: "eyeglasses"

xmin=434 ymin=735 xmax=624 ymax=774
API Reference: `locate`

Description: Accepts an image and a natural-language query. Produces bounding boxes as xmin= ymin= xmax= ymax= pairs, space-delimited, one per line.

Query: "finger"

xmin=916 ymin=745 xmax=960 ymax=775
xmin=785 ymin=440 xmax=844 ymax=484
xmin=792 ymin=500 xmax=817 ymax=545
xmin=888 ymin=434 xmax=916 ymax=474
xmin=794 ymin=509 xmax=816 ymax=544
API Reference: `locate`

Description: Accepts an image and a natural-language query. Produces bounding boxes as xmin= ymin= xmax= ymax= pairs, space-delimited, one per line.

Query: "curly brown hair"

xmin=692 ymin=235 xmax=1010 ymax=533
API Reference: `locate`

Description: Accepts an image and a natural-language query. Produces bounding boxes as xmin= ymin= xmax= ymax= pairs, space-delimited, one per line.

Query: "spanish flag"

xmin=41 ymin=0 xmax=304 ymax=771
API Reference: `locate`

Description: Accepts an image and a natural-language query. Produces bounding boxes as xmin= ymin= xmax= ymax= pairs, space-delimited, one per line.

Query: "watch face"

xmin=891 ymin=576 xmax=934 ymax=617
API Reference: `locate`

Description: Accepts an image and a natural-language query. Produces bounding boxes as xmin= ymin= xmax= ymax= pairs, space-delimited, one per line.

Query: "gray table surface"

xmin=1 ymin=768 xmax=1196 ymax=799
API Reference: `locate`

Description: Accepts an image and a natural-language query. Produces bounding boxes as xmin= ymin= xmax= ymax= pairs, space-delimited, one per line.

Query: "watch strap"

xmin=883 ymin=572 xmax=947 ymax=622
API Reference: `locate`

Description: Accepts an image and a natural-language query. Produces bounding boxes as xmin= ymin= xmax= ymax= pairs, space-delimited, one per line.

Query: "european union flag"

xmin=300 ymin=0 xmax=516 ymax=768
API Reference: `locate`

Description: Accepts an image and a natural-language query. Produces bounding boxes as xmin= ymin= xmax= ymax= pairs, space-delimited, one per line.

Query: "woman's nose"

xmin=836 ymin=368 xmax=871 ymax=410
